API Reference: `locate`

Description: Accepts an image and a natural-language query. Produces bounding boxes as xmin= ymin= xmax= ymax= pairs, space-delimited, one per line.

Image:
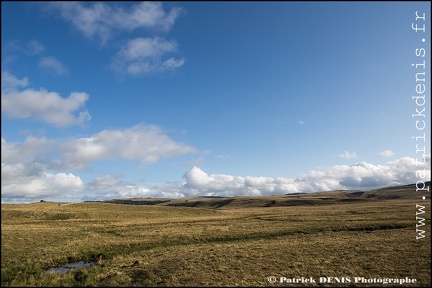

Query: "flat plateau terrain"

xmin=1 ymin=184 xmax=430 ymax=287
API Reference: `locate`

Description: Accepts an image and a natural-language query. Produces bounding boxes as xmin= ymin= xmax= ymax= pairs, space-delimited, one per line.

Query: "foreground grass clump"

xmin=1 ymin=193 xmax=430 ymax=287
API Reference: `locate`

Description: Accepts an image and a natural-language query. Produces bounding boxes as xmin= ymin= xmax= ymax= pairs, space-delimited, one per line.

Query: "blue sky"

xmin=1 ymin=1 xmax=431 ymax=203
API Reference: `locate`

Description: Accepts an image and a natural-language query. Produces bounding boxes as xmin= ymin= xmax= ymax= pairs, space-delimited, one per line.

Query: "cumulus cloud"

xmin=81 ymin=173 xmax=195 ymax=201
xmin=1 ymin=124 xmax=198 ymax=201
xmin=112 ymin=37 xmax=185 ymax=75
xmin=3 ymin=146 xmax=429 ymax=202
xmin=87 ymin=174 xmax=124 ymax=191
xmin=180 ymin=157 xmax=430 ymax=197
xmin=1 ymin=162 xmax=84 ymax=202
xmin=338 ymin=151 xmax=357 ymax=159
xmin=1 ymin=139 xmax=84 ymax=201
xmin=86 ymin=175 xmax=151 ymax=199
xmin=48 ymin=1 xmax=184 ymax=44
xmin=86 ymin=174 xmax=164 ymax=199
xmin=79 ymin=155 xmax=431 ymax=201
xmin=56 ymin=124 xmax=197 ymax=169
xmin=379 ymin=150 xmax=395 ymax=157
xmin=1 ymin=136 xmax=54 ymax=164
xmin=83 ymin=177 xmax=186 ymax=201
xmin=1 ymin=72 xmax=91 ymax=127
xmin=1 ymin=138 xmax=64 ymax=201
xmin=39 ymin=56 xmax=68 ymax=75
xmin=182 ymin=167 xmax=311 ymax=197
xmin=1 ymin=125 xmax=197 ymax=171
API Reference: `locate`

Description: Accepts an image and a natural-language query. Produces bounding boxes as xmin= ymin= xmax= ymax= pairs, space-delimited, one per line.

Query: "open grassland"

xmin=1 ymin=186 xmax=430 ymax=287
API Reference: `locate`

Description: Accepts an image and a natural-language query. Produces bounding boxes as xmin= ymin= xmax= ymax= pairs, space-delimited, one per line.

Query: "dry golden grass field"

xmin=1 ymin=184 xmax=430 ymax=287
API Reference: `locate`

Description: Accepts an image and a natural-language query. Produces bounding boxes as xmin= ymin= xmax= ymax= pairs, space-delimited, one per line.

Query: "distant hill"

xmin=97 ymin=181 xmax=430 ymax=209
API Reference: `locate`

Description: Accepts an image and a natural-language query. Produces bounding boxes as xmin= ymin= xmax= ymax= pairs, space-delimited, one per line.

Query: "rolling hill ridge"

xmin=96 ymin=181 xmax=431 ymax=209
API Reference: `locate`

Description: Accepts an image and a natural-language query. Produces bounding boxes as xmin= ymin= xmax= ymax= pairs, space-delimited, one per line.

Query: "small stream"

xmin=47 ymin=261 xmax=96 ymax=273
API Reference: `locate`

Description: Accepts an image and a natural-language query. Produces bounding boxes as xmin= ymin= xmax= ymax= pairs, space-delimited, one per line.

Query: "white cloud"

xmin=113 ymin=37 xmax=185 ymax=75
xmin=1 ymin=137 xmax=65 ymax=201
xmin=83 ymin=177 xmax=186 ymax=201
xmin=305 ymin=156 xmax=430 ymax=190
xmin=45 ymin=2 xmax=185 ymax=76
xmin=379 ymin=150 xmax=395 ymax=157
xmin=1 ymin=162 xmax=84 ymax=202
xmin=184 ymin=166 xmax=216 ymax=189
xmin=56 ymin=124 xmax=197 ymax=169
xmin=180 ymin=157 xmax=430 ymax=197
xmin=182 ymin=167 xmax=309 ymax=197
xmin=118 ymin=37 xmax=177 ymax=60
xmin=39 ymin=56 xmax=68 ymax=75
xmin=1 ymin=71 xmax=29 ymax=91
xmin=3 ymin=145 xmax=429 ymax=202
xmin=48 ymin=1 xmax=184 ymax=44
xmin=27 ymin=40 xmax=45 ymax=55
xmin=338 ymin=151 xmax=357 ymax=159
xmin=162 ymin=57 xmax=185 ymax=69
xmin=5 ymin=39 xmax=45 ymax=55
xmin=113 ymin=2 xmax=184 ymax=32
xmin=1 ymin=124 xmax=198 ymax=201
xmin=1 ymin=72 xmax=91 ymax=127
xmin=1 ymin=136 xmax=54 ymax=164
xmin=1 ymin=125 xmax=197 ymax=171
xmin=81 ymin=155 xmax=431 ymax=201
xmin=87 ymin=174 xmax=124 ymax=191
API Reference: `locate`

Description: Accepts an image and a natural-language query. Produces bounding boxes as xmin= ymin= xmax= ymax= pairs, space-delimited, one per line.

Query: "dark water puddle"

xmin=47 ymin=261 xmax=96 ymax=273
